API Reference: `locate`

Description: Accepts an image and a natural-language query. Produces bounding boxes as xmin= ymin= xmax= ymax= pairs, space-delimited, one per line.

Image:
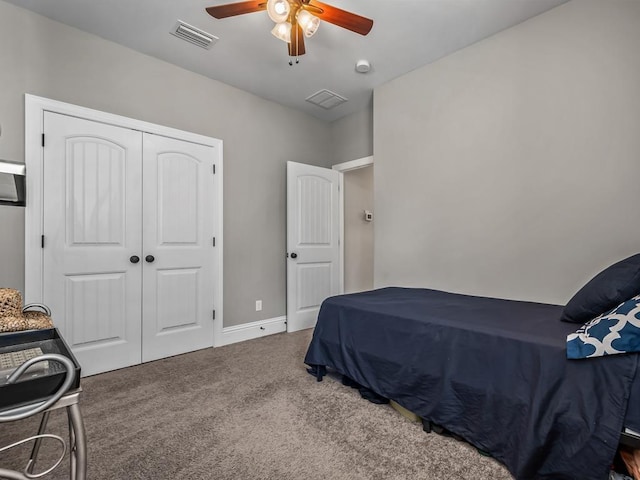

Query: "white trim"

xmin=338 ymin=180 xmax=345 ymax=294
xmin=24 ymin=96 xmax=45 ymax=302
xmin=332 ymin=155 xmax=373 ymax=172
xmin=24 ymin=94 xmax=224 ymax=349
xmin=213 ymin=143 xmax=224 ymax=347
xmin=221 ymin=316 xmax=287 ymax=346
xmin=25 ymin=94 xmax=217 ymax=147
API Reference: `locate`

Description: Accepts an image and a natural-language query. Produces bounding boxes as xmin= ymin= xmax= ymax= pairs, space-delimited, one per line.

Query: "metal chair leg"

xmin=25 ymin=411 xmax=51 ymax=475
xmin=67 ymin=403 xmax=87 ymax=480
xmin=0 ymin=468 xmax=30 ymax=480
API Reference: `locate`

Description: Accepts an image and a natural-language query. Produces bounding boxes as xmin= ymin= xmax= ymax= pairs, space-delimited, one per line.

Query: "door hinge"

xmin=213 ymin=237 xmax=216 ymax=247
xmin=41 ymin=134 xmax=45 ymax=147
xmin=212 ymin=310 xmax=216 ymax=320
xmin=212 ymin=164 xmax=216 ymax=175
xmin=41 ymin=235 xmax=45 ymax=248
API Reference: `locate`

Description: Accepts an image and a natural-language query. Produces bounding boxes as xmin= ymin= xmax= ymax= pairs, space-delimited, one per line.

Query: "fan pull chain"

xmin=289 ymin=25 xmax=300 ymax=66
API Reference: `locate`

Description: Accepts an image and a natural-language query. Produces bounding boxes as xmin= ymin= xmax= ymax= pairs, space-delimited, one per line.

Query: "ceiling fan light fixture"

xmin=267 ymin=0 xmax=290 ymax=23
xmin=271 ymin=21 xmax=292 ymax=43
xmin=296 ymin=10 xmax=320 ymax=37
xmin=205 ymin=0 xmax=374 ymax=61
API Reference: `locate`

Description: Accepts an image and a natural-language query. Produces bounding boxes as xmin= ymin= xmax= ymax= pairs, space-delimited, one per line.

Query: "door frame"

xmin=332 ymin=155 xmax=374 ymax=293
xmin=24 ymin=94 xmax=225 ymax=347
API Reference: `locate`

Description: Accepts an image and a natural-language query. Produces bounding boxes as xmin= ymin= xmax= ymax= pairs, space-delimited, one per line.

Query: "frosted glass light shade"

xmin=267 ymin=0 xmax=290 ymax=23
xmin=271 ymin=22 xmax=292 ymax=43
xmin=296 ymin=10 xmax=320 ymax=37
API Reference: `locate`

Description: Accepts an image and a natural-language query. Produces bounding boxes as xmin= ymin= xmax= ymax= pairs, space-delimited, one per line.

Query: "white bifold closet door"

xmin=42 ymin=112 xmax=215 ymax=376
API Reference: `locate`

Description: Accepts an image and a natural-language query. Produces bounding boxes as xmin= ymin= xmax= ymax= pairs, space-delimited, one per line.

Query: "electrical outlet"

xmin=255 ymin=300 xmax=262 ymax=311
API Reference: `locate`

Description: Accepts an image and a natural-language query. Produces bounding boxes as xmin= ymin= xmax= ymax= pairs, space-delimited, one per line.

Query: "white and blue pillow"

xmin=567 ymin=294 xmax=640 ymax=359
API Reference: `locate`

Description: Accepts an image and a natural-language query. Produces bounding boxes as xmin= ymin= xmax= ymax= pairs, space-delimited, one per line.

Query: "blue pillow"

xmin=561 ymin=253 xmax=640 ymax=323
xmin=567 ymin=295 xmax=640 ymax=359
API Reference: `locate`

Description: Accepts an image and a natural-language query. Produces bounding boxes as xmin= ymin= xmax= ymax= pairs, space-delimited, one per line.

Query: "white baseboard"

xmin=221 ymin=316 xmax=287 ymax=346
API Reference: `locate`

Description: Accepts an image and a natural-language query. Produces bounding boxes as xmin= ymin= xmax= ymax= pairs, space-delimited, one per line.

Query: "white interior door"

xmin=141 ymin=133 xmax=216 ymax=362
xmin=286 ymin=161 xmax=341 ymax=332
xmin=43 ymin=112 xmax=143 ymax=376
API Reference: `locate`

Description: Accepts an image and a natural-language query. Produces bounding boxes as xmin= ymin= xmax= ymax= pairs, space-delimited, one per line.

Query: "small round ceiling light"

xmin=355 ymin=59 xmax=371 ymax=73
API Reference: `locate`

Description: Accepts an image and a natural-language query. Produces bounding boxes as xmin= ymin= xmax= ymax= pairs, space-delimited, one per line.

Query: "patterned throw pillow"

xmin=567 ymin=294 xmax=640 ymax=359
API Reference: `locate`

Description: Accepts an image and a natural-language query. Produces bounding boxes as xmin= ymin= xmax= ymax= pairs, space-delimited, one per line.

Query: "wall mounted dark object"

xmin=0 ymin=160 xmax=26 ymax=207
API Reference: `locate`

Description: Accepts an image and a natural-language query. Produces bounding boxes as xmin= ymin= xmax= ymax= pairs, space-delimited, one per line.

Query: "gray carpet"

xmin=1 ymin=330 xmax=513 ymax=479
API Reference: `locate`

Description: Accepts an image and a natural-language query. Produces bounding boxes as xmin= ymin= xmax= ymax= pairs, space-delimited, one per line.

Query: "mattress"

xmin=304 ymin=287 xmax=640 ymax=480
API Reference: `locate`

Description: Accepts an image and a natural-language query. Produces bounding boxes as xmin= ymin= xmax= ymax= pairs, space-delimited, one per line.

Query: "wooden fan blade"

xmin=206 ymin=1 xmax=266 ymax=19
xmin=305 ymin=0 xmax=373 ymax=36
xmin=288 ymin=23 xmax=306 ymax=56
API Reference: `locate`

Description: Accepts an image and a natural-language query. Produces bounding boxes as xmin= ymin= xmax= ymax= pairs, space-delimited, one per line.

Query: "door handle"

xmin=290 ymin=252 xmax=298 ymax=259
xmin=130 ymin=255 xmax=140 ymax=264
xmin=145 ymin=255 xmax=155 ymax=263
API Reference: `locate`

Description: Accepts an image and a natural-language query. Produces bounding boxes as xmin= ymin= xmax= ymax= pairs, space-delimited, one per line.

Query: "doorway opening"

xmin=333 ymin=156 xmax=374 ymax=294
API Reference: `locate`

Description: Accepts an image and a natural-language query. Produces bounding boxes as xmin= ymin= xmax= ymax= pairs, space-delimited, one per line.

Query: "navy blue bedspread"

xmin=304 ymin=287 xmax=639 ymax=480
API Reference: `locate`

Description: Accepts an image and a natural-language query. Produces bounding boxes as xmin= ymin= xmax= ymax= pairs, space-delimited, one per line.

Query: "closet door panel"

xmin=43 ymin=112 xmax=143 ymax=376
xmin=141 ymin=133 xmax=216 ymax=362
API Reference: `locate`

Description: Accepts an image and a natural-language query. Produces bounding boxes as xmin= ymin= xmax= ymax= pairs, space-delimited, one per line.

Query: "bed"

xmin=304 ymin=286 xmax=640 ymax=480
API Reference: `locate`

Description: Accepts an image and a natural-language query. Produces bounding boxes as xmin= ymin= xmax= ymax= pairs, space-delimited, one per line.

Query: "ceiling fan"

xmin=205 ymin=0 xmax=373 ymax=62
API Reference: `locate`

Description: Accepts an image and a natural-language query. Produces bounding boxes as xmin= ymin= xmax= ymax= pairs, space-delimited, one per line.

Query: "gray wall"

xmin=343 ymin=166 xmax=374 ymax=293
xmin=329 ymin=101 xmax=373 ymax=163
xmin=373 ymin=0 xmax=640 ymax=305
xmin=0 ymin=0 xmax=334 ymax=327
xmin=0 ymin=206 xmax=24 ymax=290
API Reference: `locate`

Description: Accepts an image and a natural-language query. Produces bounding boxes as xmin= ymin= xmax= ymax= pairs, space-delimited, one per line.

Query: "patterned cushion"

xmin=0 ymin=315 xmax=29 ymax=333
xmin=567 ymin=294 xmax=640 ymax=359
xmin=23 ymin=311 xmax=54 ymax=330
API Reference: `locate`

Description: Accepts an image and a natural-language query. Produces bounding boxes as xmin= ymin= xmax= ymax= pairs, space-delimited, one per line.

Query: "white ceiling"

xmin=6 ymin=0 xmax=567 ymax=122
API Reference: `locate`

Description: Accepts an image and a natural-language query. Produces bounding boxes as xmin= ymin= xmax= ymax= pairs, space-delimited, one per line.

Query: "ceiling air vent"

xmin=171 ymin=20 xmax=218 ymax=50
xmin=305 ymin=89 xmax=348 ymax=110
